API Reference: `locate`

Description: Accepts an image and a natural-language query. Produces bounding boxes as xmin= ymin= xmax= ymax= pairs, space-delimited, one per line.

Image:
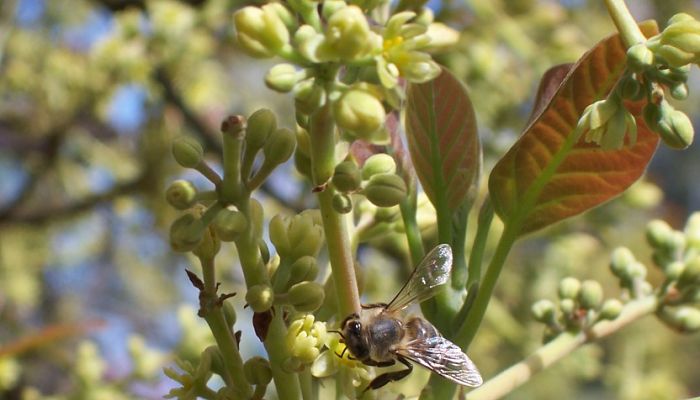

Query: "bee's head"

xmin=340 ymin=313 xmax=370 ymax=360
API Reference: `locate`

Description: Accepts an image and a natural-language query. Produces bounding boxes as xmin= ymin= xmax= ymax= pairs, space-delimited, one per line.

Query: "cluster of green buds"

xmin=532 ymin=277 xmax=623 ymax=341
xmin=166 ymin=109 xmax=295 ymax=254
xmin=619 ymin=13 xmax=700 ymax=149
xmin=330 ymin=153 xmax=407 ymax=215
xmin=255 ymin=210 xmax=326 ymax=313
xmin=234 ymin=0 xmax=458 ymax=139
xmin=645 ymin=213 xmax=700 ymax=332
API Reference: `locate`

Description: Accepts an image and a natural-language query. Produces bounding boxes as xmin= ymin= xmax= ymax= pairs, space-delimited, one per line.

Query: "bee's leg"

xmin=363 ymin=357 xmax=412 ymax=392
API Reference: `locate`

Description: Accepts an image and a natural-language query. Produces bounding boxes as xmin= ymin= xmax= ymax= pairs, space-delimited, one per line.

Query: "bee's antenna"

xmin=327 ymin=329 xmax=345 ymax=339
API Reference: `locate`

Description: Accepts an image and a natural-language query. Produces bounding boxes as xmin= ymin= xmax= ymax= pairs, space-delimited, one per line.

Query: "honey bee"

xmin=338 ymin=244 xmax=483 ymax=391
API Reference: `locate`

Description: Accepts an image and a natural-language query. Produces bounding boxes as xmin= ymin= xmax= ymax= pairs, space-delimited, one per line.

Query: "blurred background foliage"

xmin=0 ymin=0 xmax=698 ymax=399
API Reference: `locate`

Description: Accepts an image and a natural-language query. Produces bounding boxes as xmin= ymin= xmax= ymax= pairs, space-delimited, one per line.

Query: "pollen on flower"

xmin=383 ymin=36 xmax=404 ymax=53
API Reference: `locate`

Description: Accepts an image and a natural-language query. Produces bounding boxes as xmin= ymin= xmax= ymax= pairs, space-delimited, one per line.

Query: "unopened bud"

xmin=294 ymin=79 xmax=327 ymax=115
xmin=333 ymin=161 xmax=362 ymax=192
xmin=172 ymin=136 xmax=204 ymax=168
xmin=320 ymin=6 xmax=381 ymax=61
xmin=665 ymin=261 xmax=685 ymax=281
xmin=265 ymin=63 xmax=303 ymax=92
xmin=619 ymin=76 xmax=643 ymax=100
xmin=558 ymin=277 xmax=581 ymax=300
xmin=332 ymin=193 xmax=353 ymax=214
xmin=658 ymin=109 xmax=694 ymax=149
xmin=654 ymin=44 xmax=695 ymax=68
xmin=531 ymin=299 xmax=555 ymax=322
xmin=599 ymin=299 xmax=623 ymax=320
xmin=259 ymin=239 xmax=270 ymax=264
xmin=213 ymin=209 xmax=248 ymax=242
xmin=610 ymin=247 xmax=636 ymax=277
xmin=246 ymin=109 xmax=277 ymax=151
xmin=288 ymin=256 xmax=319 ymax=286
xmin=233 ymin=6 xmax=290 ymax=58
xmin=670 ymin=82 xmax=689 ymax=100
xmin=560 ymin=298 xmax=576 ymax=315
xmin=244 ymin=356 xmax=273 ymax=386
xmin=578 ymin=280 xmax=603 ymax=310
xmin=169 ymin=213 xmax=204 ymax=252
xmin=361 ymin=154 xmax=397 ymax=180
xmin=662 ymin=307 xmax=700 ymax=332
xmin=223 ymin=301 xmax=237 ymax=328
xmin=678 ymin=256 xmax=700 ymax=287
xmin=661 ymin=18 xmax=700 ymax=54
xmin=333 ymin=90 xmax=385 ymax=138
xmin=166 ymin=180 xmax=197 ymax=210
xmin=646 ymin=219 xmax=673 ymax=248
xmin=364 ymin=173 xmax=407 ymax=207
xmin=685 ymin=212 xmax=700 ymax=249
xmin=246 ymin=284 xmax=274 ymax=312
xmin=263 ymin=128 xmax=296 ymax=165
xmin=288 ymin=282 xmax=325 ymax=312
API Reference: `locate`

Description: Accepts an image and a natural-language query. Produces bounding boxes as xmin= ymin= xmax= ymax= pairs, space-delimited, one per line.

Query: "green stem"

xmin=308 ymin=102 xmax=337 ymax=189
xmin=318 ymin=188 xmax=361 ymax=317
xmin=299 ymin=368 xmax=313 ymax=400
xmin=399 ymin=188 xmax=425 ymax=267
xmin=196 ymin=161 xmax=223 ymax=187
xmin=467 ymin=198 xmax=494 ymax=287
xmin=455 ymin=222 xmax=519 ymax=350
xmin=466 ymin=295 xmax=658 ymax=400
xmin=247 ymin=161 xmax=277 ymax=191
xmin=221 ymin=120 xmax=245 ymax=203
xmin=199 ymin=256 xmax=252 ymax=400
xmin=604 ymin=0 xmax=646 ymax=48
xmin=264 ymin=310 xmax=302 ymax=400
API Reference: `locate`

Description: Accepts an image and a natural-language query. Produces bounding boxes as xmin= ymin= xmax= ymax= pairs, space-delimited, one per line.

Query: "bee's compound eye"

xmin=349 ymin=320 xmax=361 ymax=334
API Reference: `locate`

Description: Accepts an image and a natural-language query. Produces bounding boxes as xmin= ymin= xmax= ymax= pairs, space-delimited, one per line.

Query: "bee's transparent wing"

xmin=385 ymin=244 xmax=452 ymax=312
xmin=395 ymin=336 xmax=483 ymax=387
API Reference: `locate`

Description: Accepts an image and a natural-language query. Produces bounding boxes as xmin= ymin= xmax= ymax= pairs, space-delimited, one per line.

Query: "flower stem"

xmin=604 ymin=0 xmax=646 ymax=48
xmin=264 ymin=310 xmax=302 ymax=400
xmin=199 ymin=255 xmax=252 ymax=400
xmin=466 ymin=295 xmax=658 ymax=400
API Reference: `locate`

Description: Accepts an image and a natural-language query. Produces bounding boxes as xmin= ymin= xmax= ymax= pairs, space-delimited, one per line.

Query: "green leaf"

xmin=405 ymin=67 xmax=481 ymax=216
xmin=489 ymin=22 xmax=660 ymax=236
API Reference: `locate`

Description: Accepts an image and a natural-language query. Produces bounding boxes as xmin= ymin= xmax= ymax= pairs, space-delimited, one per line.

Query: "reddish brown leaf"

xmin=405 ymin=67 xmax=481 ymax=213
xmin=489 ymin=22 xmax=660 ymax=235
xmin=0 ymin=320 xmax=105 ymax=358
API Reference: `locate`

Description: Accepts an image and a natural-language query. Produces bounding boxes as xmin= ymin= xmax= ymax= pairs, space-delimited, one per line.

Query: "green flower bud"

xmin=294 ymin=79 xmax=326 ymax=114
xmin=193 ymin=224 xmax=221 ymax=259
xmin=246 ymin=109 xmax=277 ymax=151
xmin=361 ymin=154 xmax=397 ymax=180
xmin=610 ymin=247 xmax=636 ymax=277
xmin=619 ymin=76 xmax=643 ymax=100
xmin=172 ymin=136 xmax=203 ymax=168
xmin=375 ymin=205 xmax=401 ymax=222
xmin=288 ymin=281 xmax=325 ymax=312
xmin=658 ymin=109 xmax=694 ymax=149
xmin=646 ymin=219 xmax=673 ymax=248
xmin=668 ymin=13 xmax=696 ymax=25
xmin=661 ymin=18 xmax=700 ymax=53
xmin=578 ymin=280 xmax=603 ymax=310
xmin=678 ymin=256 xmax=700 ymax=287
xmin=685 ymin=212 xmax=700 ymax=249
xmin=244 ymin=357 xmax=273 ymax=386
xmin=263 ymin=3 xmax=296 ymax=31
xmin=333 ymin=161 xmax=362 ymax=192
xmin=665 ymin=261 xmax=685 ymax=281
xmin=559 ymin=298 xmax=576 ymax=315
xmin=662 ymin=231 xmax=687 ymax=255
xmin=670 ymin=82 xmax=689 ymax=100
xmin=662 ymin=307 xmax=700 ymax=332
xmin=169 ymin=213 xmax=204 ymax=252
xmin=531 ymin=299 xmax=556 ymax=322
xmin=265 ymin=63 xmax=304 ymax=93
xmin=263 ymin=128 xmax=296 ymax=165
xmin=397 ymin=51 xmax=441 ymax=84
xmin=625 ymin=261 xmax=648 ymax=281
xmin=223 ymin=300 xmax=237 ymax=328
xmin=288 ymin=256 xmax=319 ymax=286
xmin=626 ymin=43 xmax=654 ymax=72
xmin=166 ymin=180 xmax=197 ymax=210
xmin=295 ymin=148 xmax=312 ymax=179
xmin=320 ymin=6 xmax=381 ymax=62
xmin=654 ymin=44 xmax=695 ymax=68
xmin=332 ymin=193 xmax=353 ymax=214
xmin=206 ymin=346 xmax=227 ymax=379
xmin=213 ymin=209 xmax=248 ymax=242
xmin=246 ymin=284 xmax=274 ymax=312
xmin=322 ymin=0 xmax=347 ymax=19
xmin=558 ymin=277 xmax=581 ymax=300
xmin=364 ymin=173 xmax=407 ymax=207
xmin=333 ymin=90 xmax=385 ymax=138
xmin=270 ymin=212 xmax=324 ymax=260
xmin=233 ymin=6 xmax=290 ymax=58
xmin=599 ymin=299 xmax=623 ymax=320
xmin=642 ymin=102 xmax=662 ymax=132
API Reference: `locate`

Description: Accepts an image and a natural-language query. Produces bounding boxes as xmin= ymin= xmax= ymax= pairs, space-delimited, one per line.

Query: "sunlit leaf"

xmin=405 ymin=67 xmax=481 ymax=214
xmin=489 ymin=22 xmax=660 ymax=236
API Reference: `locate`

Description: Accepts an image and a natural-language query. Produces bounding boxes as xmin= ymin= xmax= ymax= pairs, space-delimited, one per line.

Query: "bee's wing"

xmin=394 ymin=336 xmax=483 ymax=387
xmin=385 ymin=244 xmax=452 ymax=312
